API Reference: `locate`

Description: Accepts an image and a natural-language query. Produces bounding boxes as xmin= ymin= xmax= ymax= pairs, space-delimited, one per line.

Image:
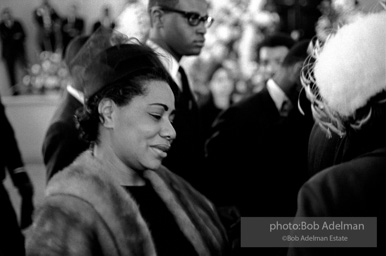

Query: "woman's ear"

xmin=98 ymin=98 xmax=115 ymax=128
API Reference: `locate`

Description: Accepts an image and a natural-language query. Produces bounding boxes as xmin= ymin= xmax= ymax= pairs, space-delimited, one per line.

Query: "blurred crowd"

xmin=1 ymin=0 xmax=117 ymax=95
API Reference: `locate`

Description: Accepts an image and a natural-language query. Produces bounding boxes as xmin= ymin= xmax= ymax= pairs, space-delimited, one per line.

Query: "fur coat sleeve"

xmin=26 ymin=151 xmax=228 ymax=256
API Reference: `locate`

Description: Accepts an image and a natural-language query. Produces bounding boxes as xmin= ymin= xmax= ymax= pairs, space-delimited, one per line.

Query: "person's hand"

xmin=12 ymin=169 xmax=35 ymax=229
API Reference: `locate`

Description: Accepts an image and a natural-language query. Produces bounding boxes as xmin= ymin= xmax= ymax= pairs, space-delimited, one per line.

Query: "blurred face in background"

xmin=210 ymin=67 xmax=234 ymax=109
xmin=259 ymin=46 xmax=289 ymax=81
xmin=67 ymin=4 xmax=78 ymax=19
xmin=1 ymin=9 xmax=12 ymax=25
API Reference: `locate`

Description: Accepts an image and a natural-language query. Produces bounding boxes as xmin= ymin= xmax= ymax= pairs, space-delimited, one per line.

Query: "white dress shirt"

xmin=146 ymin=39 xmax=184 ymax=91
xmin=67 ymin=85 xmax=84 ymax=104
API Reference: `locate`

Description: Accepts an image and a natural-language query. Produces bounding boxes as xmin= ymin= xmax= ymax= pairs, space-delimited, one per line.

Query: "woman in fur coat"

xmin=26 ymin=38 xmax=228 ymax=256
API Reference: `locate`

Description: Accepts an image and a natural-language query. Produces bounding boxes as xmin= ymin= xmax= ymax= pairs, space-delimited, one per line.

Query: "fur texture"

xmin=314 ymin=12 xmax=386 ymax=117
xmin=26 ymin=151 xmax=227 ymax=256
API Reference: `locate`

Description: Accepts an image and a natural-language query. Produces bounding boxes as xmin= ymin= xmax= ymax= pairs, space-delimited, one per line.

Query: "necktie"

xmin=178 ymin=66 xmax=196 ymax=110
xmin=280 ymin=100 xmax=292 ymax=117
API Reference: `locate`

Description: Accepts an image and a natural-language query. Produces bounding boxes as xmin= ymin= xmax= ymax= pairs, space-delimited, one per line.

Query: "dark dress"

xmin=124 ymin=185 xmax=198 ymax=256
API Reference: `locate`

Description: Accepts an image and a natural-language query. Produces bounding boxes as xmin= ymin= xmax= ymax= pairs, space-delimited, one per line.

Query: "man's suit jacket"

xmin=146 ymin=41 xmax=206 ymax=189
xmin=205 ymin=87 xmax=313 ymax=217
xmin=0 ymin=19 xmax=26 ymax=59
xmin=288 ymin=147 xmax=386 ymax=256
xmin=42 ymin=92 xmax=89 ymax=181
xmin=0 ymin=98 xmax=24 ymax=181
xmin=161 ymin=74 xmax=206 ymax=190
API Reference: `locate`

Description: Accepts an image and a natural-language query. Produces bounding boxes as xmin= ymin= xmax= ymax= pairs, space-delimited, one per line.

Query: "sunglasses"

xmin=159 ymin=6 xmax=214 ymax=28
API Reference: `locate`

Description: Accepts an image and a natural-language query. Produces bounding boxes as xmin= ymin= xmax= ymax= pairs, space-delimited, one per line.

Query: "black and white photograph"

xmin=0 ymin=0 xmax=385 ymax=255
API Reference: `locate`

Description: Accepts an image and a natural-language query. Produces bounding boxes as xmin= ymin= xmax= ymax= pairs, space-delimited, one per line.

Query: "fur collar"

xmin=46 ymin=151 xmax=226 ymax=255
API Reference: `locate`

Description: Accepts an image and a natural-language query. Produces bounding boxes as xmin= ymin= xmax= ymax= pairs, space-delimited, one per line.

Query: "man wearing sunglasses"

xmin=146 ymin=0 xmax=213 ymax=191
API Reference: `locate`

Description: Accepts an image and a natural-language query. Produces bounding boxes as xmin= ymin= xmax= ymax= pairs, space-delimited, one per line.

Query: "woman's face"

xmin=110 ymin=80 xmax=176 ymax=171
xmin=210 ymin=68 xmax=234 ymax=98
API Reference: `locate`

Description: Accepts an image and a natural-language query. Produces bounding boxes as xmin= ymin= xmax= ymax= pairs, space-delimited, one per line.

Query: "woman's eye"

xmin=150 ymin=114 xmax=162 ymax=120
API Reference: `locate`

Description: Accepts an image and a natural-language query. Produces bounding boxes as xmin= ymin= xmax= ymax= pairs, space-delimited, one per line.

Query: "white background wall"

xmin=2 ymin=94 xmax=60 ymax=163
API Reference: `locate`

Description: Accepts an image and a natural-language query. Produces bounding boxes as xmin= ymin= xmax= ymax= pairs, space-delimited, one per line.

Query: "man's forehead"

xmin=178 ymin=0 xmax=209 ymax=13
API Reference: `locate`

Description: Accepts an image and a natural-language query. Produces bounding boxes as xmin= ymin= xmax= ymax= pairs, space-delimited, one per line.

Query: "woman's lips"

xmin=152 ymin=144 xmax=171 ymax=158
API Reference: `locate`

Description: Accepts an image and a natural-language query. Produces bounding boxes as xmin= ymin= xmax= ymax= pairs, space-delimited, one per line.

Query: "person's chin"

xmin=145 ymin=159 xmax=162 ymax=171
xmin=187 ymin=46 xmax=203 ymax=56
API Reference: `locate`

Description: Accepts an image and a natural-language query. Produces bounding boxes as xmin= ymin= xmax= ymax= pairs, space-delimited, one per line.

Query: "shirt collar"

xmin=146 ymin=39 xmax=181 ymax=89
xmin=67 ymin=85 xmax=84 ymax=104
xmin=266 ymin=78 xmax=292 ymax=112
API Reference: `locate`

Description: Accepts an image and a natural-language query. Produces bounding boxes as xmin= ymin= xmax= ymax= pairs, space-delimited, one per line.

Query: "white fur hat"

xmin=314 ymin=11 xmax=386 ymax=118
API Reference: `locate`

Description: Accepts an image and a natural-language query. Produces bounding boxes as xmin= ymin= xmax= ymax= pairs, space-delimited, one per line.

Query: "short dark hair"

xmin=282 ymin=39 xmax=310 ymax=67
xmin=148 ymin=0 xmax=179 ymax=12
xmin=75 ymin=42 xmax=178 ymax=143
xmin=256 ymin=33 xmax=295 ymax=62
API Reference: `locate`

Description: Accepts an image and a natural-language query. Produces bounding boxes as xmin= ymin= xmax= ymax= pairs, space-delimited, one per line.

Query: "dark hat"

xmin=64 ymin=35 xmax=90 ymax=71
xmin=70 ymin=28 xmax=174 ymax=101
xmin=82 ymin=43 xmax=174 ymax=101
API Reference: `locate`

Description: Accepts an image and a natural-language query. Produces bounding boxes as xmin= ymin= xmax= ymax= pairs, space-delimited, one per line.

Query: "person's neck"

xmin=148 ymin=36 xmax=182 ymax=62
xmin=92 ymin=143 xmax=146 ymax=186
xmin=272 ymin=72 xmax=295 ymax=100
